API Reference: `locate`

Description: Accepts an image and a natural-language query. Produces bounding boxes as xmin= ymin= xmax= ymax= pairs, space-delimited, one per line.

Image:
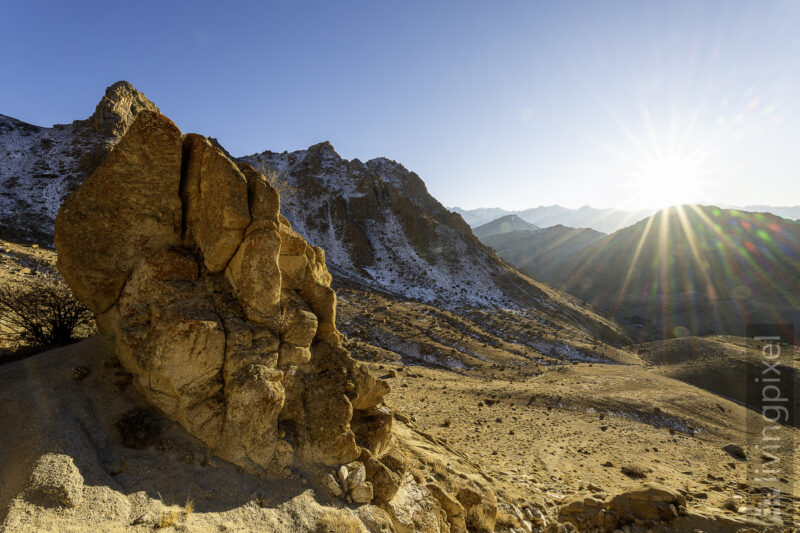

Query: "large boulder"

xmin=55 ymin=112 xmax=183 ymax=313
xmin=604 ymin=482 xmax=685 ymax=523
xmin=55 ymin=111 xmax=389 ymax=476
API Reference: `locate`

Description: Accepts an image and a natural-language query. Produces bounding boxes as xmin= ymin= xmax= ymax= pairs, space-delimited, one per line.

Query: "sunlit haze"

xmin=3 ymin=0 xmax=799 ymax=210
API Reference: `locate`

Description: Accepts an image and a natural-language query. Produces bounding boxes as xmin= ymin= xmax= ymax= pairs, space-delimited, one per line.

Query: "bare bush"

xmin=0 ymin=275 xmax=94 ymax=349
xmin=254 ymin=163 xmax=295 ymax=202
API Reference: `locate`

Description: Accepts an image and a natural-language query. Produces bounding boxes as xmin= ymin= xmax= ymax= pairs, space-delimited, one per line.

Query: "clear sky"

xmin=3 ymin=1 xmax=799 ymax=210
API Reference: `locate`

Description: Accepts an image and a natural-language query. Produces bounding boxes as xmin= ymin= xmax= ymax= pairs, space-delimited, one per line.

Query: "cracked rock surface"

xmin=54 ymin=110 xmax=390 ymax=476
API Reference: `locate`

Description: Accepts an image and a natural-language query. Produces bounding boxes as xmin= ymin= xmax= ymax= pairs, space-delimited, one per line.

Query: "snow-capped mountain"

xmin=241 ymin=143 xmax=523 ymax=308
xmin=241 ymin=142 xmax=628 ymax=344
xmin=0 ymin=81 xmax=159 ymax=244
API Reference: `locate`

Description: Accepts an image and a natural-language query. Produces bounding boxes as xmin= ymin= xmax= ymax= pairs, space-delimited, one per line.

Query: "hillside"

xmin=480 ymin=225 xmax=605 ymax=282
xmin=473 ymin=215 xmax=540 ymax=240
xmin=519 ymin=205 xmax=800 ymax=341
xmin=632 ymin=335 xmax=800 ymax=426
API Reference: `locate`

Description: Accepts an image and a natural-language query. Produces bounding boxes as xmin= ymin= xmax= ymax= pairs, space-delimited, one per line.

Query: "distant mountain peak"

xmin=474 ymin=214 xmax=540 ymax=239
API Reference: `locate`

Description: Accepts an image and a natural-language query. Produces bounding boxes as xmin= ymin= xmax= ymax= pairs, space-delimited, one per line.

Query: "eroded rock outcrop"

xmin=55 ymin=110 xmax=390 ymax=477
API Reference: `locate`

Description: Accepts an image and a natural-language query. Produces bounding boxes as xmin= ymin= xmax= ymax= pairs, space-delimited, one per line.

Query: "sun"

xmin=627 ymin=154 xmax=708 ymax=209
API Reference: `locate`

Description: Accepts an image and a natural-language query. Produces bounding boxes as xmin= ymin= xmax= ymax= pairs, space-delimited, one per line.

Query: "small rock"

xmin=529 ymin=507 xmax=546 ymax=527
xmin=347 ymin=461 xmax=366 ymax=489
xmin=393 ymin=411 xmax=410 ymax=424
xmin=722 ymin=494 xmax=744 ymax=512
xmin=722 ymin=443 xmax=747 ymax=460
xmin=130 ymin=513 xmax=154 ymax=526
xmin=26 ymin=453 xmax=84 ymax=508
xmin=71 ymin=366 xmax=90 ymax=381
xmin=324 ymin=473 xmax=342 ymax=497
xmin=338 ymin=465 xmax=349 ymax=492
xmin=351 ymin=481 xmax=374 ymax=504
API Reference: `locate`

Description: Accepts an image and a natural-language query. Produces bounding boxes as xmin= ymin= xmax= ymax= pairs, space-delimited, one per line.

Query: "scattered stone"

xmin=347 ymin=461 xmax=367 ymax=490
xmin=130 ymin=512 xmax=155 ymax=526
xmin=338 ymin=465 xmax=349 ymax=493
xmin=722 ymin=443 xmax=747 ymax=460
xmin=605 ymin=482 xmax=686 ymax=522
xmin=620 ymin=464 xmax=647 ymax=479
xmin=71 ymin=366 xmax=90 ymax=381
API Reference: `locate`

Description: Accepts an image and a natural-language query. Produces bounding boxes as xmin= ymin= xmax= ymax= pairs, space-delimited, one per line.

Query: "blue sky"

xmin=3 ymin=1 xmax=799 ymax=210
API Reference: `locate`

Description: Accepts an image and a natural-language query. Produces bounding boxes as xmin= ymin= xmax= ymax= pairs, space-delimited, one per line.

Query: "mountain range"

xmin=478 ymin=205 xmax=800 ymax=341
xmin=0 ymin=81 xmax=629 ymax=361
xmin=454 ymin=204 xmax=800 ymax=234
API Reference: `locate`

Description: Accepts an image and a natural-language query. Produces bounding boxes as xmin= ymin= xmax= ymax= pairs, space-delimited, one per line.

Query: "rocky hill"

xmin=473 ymin=215 xmax=540 ymax=240
xmin=480 ymin=225 xmax=605 ymax=282
xmin=0 ymin=82 xmax=159 ymax=244
xmin=517 ymin=205 xmax=800 ymax=341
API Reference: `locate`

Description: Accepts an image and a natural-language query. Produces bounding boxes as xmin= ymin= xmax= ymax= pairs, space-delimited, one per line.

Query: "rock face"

xmin=88 ymin=81 xmax=161 ymax=138
xmin=54 ymin=110 xmax=390 ymax=476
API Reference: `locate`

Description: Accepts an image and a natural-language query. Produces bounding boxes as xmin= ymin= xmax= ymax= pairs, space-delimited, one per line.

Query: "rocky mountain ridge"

xmin=238 ymin=142 xmax=630 ymax=354
xmin=480 ymin=225 xmax=606 ymax=283
xmin=514 ymin=205 xmax=800 ymax=341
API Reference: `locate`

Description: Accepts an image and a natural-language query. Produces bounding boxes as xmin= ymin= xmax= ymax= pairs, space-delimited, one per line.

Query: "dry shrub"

xmin=316 ymin=509 xmax=364 ymax=533
xmin=0 ymin=275 xmax=93 ymax=351
xmin=496 ymin=508 xmax=521 ymax=528
xmin=466 ymin=505 xmax=496 ymax=533
xmin=255 ymin=163 xmax=296 ymax=202
xmin=184 ymin=496 xmax=194 ymax=516
xmin=115 ymin=409 xmax=162 ymax=449
xmin=621 ymin=464 xmax=648 ymax=479
xmin=156 ymin=510 xmax=178 ymax=529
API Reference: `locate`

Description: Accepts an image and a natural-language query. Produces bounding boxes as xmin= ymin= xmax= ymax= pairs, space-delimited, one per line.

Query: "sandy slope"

xmin=376 ymin=360 xmax=800 ymax=530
